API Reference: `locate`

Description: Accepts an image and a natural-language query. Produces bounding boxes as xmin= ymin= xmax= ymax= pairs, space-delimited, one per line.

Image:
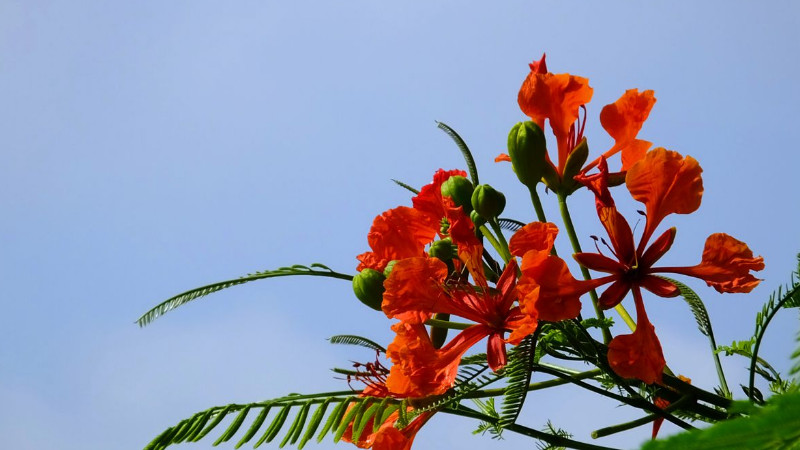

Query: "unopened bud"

xmin=352 ymin=268 xmax=385 ymax=311
xmin=441 ymin=175 xmax=474 ymax=212
xmin=508 ymin=121 xmax=548 ymax=188
xmin=471 ymin=184 xmax=506 ymax=220
xmin=428 ymin=238 xmax=456 ymax=262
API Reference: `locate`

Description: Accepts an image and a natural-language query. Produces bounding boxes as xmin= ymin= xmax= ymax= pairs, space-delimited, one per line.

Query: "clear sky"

xmin=1 ymin=1 xmax=799 ymax=449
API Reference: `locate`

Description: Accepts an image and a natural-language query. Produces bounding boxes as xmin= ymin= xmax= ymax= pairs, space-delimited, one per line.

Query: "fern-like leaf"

xmin=498 ymin=218 xmax=526 ymax=232
xmin=328 ymin=335 xmax=386 ymax=353
xmin=391 ymin=179 xmax=420 ymax=195
xmin=137 ymin=263 xmax=353 ymax=327
xmin=436 ymin=121 xmax=479 ymax=184
xmin=499 ymin=334 xmax=537 ymax=428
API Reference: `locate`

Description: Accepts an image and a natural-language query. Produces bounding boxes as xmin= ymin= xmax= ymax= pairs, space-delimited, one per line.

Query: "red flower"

xmin=382 ymin=202 xmax=540 ymax=372
xmin=497 ymin=54 xmax=657 ymax=183
xmin=566 ymin=149 xmax=764 ymax=383
xmin=356 ymin=169 xmax=467 ymax=272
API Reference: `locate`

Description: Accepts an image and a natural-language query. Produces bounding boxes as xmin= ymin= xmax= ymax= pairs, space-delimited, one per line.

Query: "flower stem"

xmin=464 ymin=369 xmax=602 ymax=399
xmin=424 ymin=318 xmax=472 ymax=330
xmin=443 ymin=405 xmax=622 ymax=450
xmin=479 ymin=224 xmax=511 ymax=263
xmin=591 ymin=395 xmax=693 ymax=439
xmin=556 ymin=193 xmax=614 ymax=343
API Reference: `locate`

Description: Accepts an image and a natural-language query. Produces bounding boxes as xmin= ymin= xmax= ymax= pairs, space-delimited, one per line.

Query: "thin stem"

xmin=443 ymin=405 xmax=622 ymax=450
xmin=556 ymin=193 xmax=613 ymax=343
xmin=591 ymin=395 xmax=693 ymax=439
xmin=489 ymin=220 xmax=512 ymax=263
xmin=424 ymin=318 xmax=472 ymax=330
xmin=479 ymin=224 xmax=510 ymax=263
xmin=464 ymin=369 xmax=603 ymax=399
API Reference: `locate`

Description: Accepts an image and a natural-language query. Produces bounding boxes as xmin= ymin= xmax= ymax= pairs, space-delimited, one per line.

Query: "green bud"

xmin=470 ymin=210 xmax=486 ymax=227
xmin=471 ymin=184 xmax=506 ymax=220
xmin=352 ymin=269 xmax=385 ymax=311
xmin=562 ymin=137 xmax=590 ymax=194
xmin=383 ymin=260 xmax=397 ymax=278
xmin=428 ymin=238 xmax=456 ymax=262
xmin=508 ymin=121 xmax=548 ymax=188
xmin=440 ymin=175 xmax=474 ymax=212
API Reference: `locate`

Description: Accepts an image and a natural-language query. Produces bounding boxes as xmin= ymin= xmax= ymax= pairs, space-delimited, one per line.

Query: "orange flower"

xmin=517 ymin=54 xmax=594 ymax=175
xmin=564 ymin=149 xmax=764 ymax=383
xmin=356 ymin=169 xmax=467 ymax=272
xmin=343 ymin=408 xmax=433 ymax=450
xmin=382 ymin=203 xmax=540 ymax=372
xmin=499 ymin=54 xmax=657 ymax=186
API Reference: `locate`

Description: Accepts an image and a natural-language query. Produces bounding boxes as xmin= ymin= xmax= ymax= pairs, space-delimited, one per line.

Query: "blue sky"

xmin=1 ymin=1 xmax=799 ymax=449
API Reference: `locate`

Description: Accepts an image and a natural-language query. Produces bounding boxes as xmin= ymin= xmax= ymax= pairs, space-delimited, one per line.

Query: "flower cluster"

xmin=348 ymin=54 xmax=764 ymax=448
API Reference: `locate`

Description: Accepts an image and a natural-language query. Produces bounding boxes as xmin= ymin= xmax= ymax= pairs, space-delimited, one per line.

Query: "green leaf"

xmin=298 ymin=399 xmax=330 ymax=450
xmin=137 ymin=263 xmax=353 ymax=327
xmin=235 ymin=406 xmax=270 ymax=448
xmin=436 ymin=121 xmax=479 ymax=184
xmin=391 ymin=179 xmax=420 ymax=195
xmin=642 ymin=391 xmax=800 ymax=450
xmin=500 ymin=334 xmax=536 ymax=428
xmin=328 ymin=335 xmax=386 ymax=353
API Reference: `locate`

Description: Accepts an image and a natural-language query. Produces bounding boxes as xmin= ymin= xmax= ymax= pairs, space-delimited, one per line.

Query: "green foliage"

xmin=498 ymin=217 xmax=526 ymax=232
xmin=137 ymin=264 xmax=353 ymax=327
xmin=143 ymin=391 xmax=410 ymax=450
xmin=500 ymin=334 xmax=536 ymax=429
xmin=390 ymin=179 xmax=419 ymax=195
xmin=471 ymin=398 xmax=503 ymax=439
xmin=436 ymin=121 xmax=479 ymax=184
xmin=642 ymin=391 xmax=800 ymax=450
xmin=536 ymin=421 xmax=572 ymax=450
xmin=327 ymin=335 xmax=386 ymax=353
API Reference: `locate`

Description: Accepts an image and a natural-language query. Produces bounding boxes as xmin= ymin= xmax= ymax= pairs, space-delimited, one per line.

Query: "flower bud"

xmin=352 ymin=268 xmax=385 ymax=311
xmin=471 ymin=184 xmax=506 ymax=220
xmin=440 ymin=175 xmax=474 ymax=212
xmin=428 ymin=238 xmax=456 ymax=262
xmin=508 ymin=121 xmax=548 ymax=188
xmin=383 ymin=260 xmax=397 ymax=278
xmin=562 ymin=137 xmax=589 ymax=194
xmin=470 ymin=210 xmax=486 ymax=227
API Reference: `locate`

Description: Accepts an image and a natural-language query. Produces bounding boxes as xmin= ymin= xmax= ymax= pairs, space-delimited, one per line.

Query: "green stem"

xmin=489 ymin=219 xmax=513 ymax=263
xmin=479 ymin=224 xmax=511 ymax=263
xmin=556 ymin=193 xmax=613 ymax=343
xmin=464 ymin=369 xmax=603 ymax=399
xmin=591 ymin=395 xmax=693 ymax=439
xmin=443 ymin=405 xmax=622 ymax=450
xmin=424 ymin=318 xmax=472 ymax=330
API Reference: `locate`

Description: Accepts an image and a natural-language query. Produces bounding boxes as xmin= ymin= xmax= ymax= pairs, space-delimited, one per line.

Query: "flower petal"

xmin=607 ymin=290 xmax=665 ymax=384
xmin=597 ymin=279 xmax=630 ymax=309
xmin=382 ymin=257 xmax=449 ymax=323
xmin=357 ymin=206 xmax=438 ymax=271
xmin=665 ymin=233 xmax=764 ymax=293
xmin=508 ymin=222 xmax=559 ymax=257
xmin=519 ymin=250 xmax=599 ymax=321
xmin=600 ymin=89 xmax=656 ymax=162
xmin=574 ymin=252 xmax=626 ymax=274
xmin=626 ymin=149 xmax=703 ymax=249
xmin=518 ymin=63 xmax=593 ymax=174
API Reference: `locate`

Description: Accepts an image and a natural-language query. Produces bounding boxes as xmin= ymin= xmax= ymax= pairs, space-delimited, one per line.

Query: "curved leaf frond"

xmin=498 ymin=218 xmax=526 ymax=232
xmin=436 ymin=121 xmax=479 ymax=184
xmin=328 ymin=335 xmax=386 ymax=353
xmin=137 ymin=263 xmax=353 ymax=327
xmin=144 ymin=391 xmax=386 ymax=450
xmin=500 ymin=333 xmax=537 ymax=428
xmin=391 ymin=179 xmax=420 ymax=195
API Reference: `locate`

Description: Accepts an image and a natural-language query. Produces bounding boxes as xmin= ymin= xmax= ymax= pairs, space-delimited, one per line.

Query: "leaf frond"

xmin=391 ymin=179 xmax=420 ymax=195
xmin=499 ymin=333 xmax=537 ymax=428
xmin=435 ymin=121 xmax=479 ymax=184
xmin=328 ymin=335 xmax=386 ymax=353
xmin=137 ymin=264 xmax=353 ymax=327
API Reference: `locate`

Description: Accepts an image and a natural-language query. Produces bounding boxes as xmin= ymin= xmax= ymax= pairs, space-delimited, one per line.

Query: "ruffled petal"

xmin=600 ymin=89 xmax=656 ymax=165
xmin=358 ymin=206 xmax=439 ymax=271
xmin=664 ymin=233 xmax=764 ymax=293
xmin=607 ymin=290 xmax=665 ymax=384
xmin=626 ymin=149 xmax=703 ymax=249
xmin=385 ymin=323 xmax=487 ymax=397
xmin=382 ymin=257 xmax=449 ymax=323
xmin=519 ymin=249 xmax=599 ymax=321
xmin=518 ymin=61 xmax=593 ymax=174
xmin=508 ymin=222 xmax=559 ymax=257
